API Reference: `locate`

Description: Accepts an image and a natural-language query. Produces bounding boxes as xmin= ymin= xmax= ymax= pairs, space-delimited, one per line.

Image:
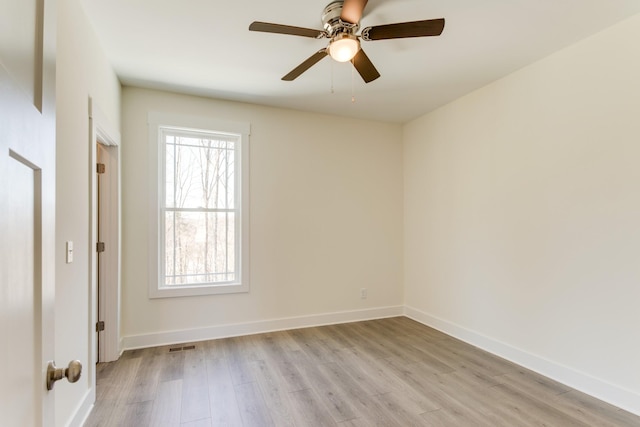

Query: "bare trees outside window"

xmin=162 ymin=129 xmax=239 ymax=287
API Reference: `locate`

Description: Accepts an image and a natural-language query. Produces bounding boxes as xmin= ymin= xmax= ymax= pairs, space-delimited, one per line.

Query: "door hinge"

xmin=97 ymin=163 xmax=106 ymax=174
xmin=97 ymin=241 xmax=105 ymax=253
xmin=96 ymin=321 xmax=105 ymax=332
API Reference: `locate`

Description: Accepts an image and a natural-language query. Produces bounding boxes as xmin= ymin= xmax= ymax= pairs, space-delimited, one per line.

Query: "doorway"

xmin=90 ymin=99 xmax=121 ymax=365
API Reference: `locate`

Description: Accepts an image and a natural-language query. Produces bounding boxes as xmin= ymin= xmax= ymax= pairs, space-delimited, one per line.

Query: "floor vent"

xmin=169 ymin=345 xmax=196 ymax=352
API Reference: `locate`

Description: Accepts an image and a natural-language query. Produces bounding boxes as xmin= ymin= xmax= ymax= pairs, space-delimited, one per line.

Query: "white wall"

xmin=55 ymin=0 xmax=121 ymax=425
xmin=53 ymin=3 xmax=640 ymax=420
xmin=404 ymin=14 xmax=640 ymax=413
xmin=121 ymin=87 xmax=403 ymax=346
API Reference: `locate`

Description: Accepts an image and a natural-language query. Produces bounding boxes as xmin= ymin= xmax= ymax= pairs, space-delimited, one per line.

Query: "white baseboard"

xmin=121 ymin=305 xmax=404 ymax=351
xmin=404 ymin=305 xmax=640 ymax=417
xmin=66 ymin=388 xmax=94 ymax=427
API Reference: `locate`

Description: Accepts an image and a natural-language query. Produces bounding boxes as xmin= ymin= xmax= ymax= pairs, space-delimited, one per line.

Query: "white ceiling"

xmin=82 ymin=0 xmax=640 ymax=123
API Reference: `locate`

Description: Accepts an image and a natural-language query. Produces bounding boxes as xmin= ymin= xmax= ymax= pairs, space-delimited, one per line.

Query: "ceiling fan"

xmin=249 ymin=0 xmax=445 ymax=83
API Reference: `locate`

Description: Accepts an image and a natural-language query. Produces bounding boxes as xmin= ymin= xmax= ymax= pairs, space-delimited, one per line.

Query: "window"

xmin=148 ymin=113 xmax=249 ymax=298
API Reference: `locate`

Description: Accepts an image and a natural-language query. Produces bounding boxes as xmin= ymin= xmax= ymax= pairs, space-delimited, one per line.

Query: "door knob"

xmin=46 ymin=360 xmax=82 ymax=390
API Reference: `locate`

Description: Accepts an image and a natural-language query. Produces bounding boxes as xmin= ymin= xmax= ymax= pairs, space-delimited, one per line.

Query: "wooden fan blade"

xmin=249 ymin=21 xmax=326 ymax=38
xmin=341 ymin=0 xmax=368 ymax=24
xmin=282 ymin=49 xmax=329 ymax=81
xmin=362 ymin=18 xmax=445 ymax=41
xmin=352 ymin=48 xmax=380 ymax=83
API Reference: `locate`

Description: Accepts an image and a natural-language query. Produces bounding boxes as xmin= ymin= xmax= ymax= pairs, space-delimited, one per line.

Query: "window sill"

xmin=149 ymin=282 xmax=249 ymax=299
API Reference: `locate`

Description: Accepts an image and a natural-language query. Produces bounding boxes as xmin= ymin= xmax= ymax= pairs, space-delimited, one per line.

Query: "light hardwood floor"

xmin=85 ymin=317 xmax=640 ymax=426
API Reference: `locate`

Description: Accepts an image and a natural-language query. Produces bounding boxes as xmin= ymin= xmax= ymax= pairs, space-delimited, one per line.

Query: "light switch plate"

xmin=66 ymin=241 xmax=73 ymax=263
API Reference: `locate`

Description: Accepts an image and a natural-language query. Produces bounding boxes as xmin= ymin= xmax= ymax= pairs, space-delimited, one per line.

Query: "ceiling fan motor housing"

xmin=322 ymin=1 xmax=359 ymax=36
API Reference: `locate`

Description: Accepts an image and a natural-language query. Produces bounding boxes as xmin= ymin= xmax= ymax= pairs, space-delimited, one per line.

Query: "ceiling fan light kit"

xmin=329 ymin=34 xmax=360 ymax=62
xmin=249 ymin=0 xmax=445 ymax=83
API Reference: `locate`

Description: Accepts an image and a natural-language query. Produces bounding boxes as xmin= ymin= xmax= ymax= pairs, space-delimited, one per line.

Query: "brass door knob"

xmin=46 ymin=360 xmax=82 ymax=390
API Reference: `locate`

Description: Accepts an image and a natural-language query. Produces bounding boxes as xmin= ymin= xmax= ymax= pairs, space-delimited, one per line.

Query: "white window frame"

xmin=148 ymin=112 xmax=250 ymax=298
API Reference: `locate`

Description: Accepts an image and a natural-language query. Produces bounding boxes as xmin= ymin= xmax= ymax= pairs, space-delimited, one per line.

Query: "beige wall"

xmin=121 ymin=87 xmax=404 ymax=342
xmin=404 ymin=14 xmax=640 ymax=412
xmin=55 ymin=0 xmax=121 ymax=424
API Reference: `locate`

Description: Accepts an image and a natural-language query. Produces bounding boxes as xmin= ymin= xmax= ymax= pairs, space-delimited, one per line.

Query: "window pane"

xmin=165 ymin=134 xmax=236 ymax=210
xmin=164 ymin=211 xmax=236 ymax=286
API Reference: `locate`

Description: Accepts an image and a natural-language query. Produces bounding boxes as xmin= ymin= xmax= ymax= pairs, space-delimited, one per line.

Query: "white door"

xmin=0 ymin=0 xmax=57 ymax=425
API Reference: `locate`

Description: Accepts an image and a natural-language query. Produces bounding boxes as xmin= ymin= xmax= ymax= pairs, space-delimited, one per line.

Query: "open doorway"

xmin=90 ymin=99 xmax=121 ymax=366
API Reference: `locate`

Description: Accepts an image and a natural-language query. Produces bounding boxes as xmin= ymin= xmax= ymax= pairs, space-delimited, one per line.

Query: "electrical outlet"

xmin=360 ymin=288 xmax=367 ymax=299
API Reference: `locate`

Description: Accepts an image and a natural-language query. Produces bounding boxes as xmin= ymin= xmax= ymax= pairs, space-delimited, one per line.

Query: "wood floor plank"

xmin=311 ymin=324 xmax=355 ymax=351
xmin=321 ymin=324 xmax=362 ymax=348
xmin=149 ymin=379 xmax=183 ymax=426
xmin=120 ymin=400 xmax=153 ymax=426
xmin=86 ymin=357 xmax=142 ymax=426
xmin=290 ymin=352 xmax=360 ymax=422
xmin=437 ymin=337 xmax=520 ymax=376
xmin=181 ymin=347 xmax=211 ymax=424
xmin=270 ymin=357 xmax=311 ymax=393
xmin=496 ymin=367 xmax=572 ymax=396
xmin=372 ymin=391 xmax=438 ymax=426
xmin=386 ymin=316 xmax=452 ymax=342
xmin=88 ymin=318 xmax=640 ymax=427
xmin=268 ymin=329 xmax=304 ymax=352
xmin=349 ymin=321 xmax=419 ymax=363
xmin=386 ymin=333 xmax=457 ymax=374
xmin=336 ymin=346 xmax=440 ymax=413
xmin=431 ymin=370 xmax=525 ymax=426
xmin=118 ymin=347 xmax=150 ymax=360
xmin=95 ymin=360 xmax=117 ymax=383
xmin=181 ymin=418 xmax=213 ymax=427
xmin=223 ymin=337 xmax=258 ymax=386
xmin=492 ymin=368 xmax=619 ymax=426
xmin=437 ymin=366 xmax=503 ymax=390
xmin=253 ymin=332 xmax=311 ymax=392
xmin=287 ymin=328 xmax=342 ymax=364
xmin=288 ymin=388 xmax=337 ymax=427
xmin=380 ymin=357 xmax=495 ymax=426
xmin=127 ymin=353 xmax=163 ymax=403
xmin=486 ymin=382 xmax=589 ymax=427
xmin=234 ymin=381 xmax=274 ymax=426
xmin=315 ymin=361 xmax=402 ymax=426
xmin=202 ymin=336 xmax=227 ymax=360
xmin=335 ymin=418 xmax=370 ymax=427
xmin=330 ymin=347 xmax=394 ymax=396
xmin=421 ymin=407 xmax=487 ymax=427
xmin=206 ymin=356 xmax=244 ymax=426
xmin=98 ymin=357 xmax=142 ymax=401
xmin=559 ymin=390 xmax=640 ymax=427
xmin=238 ymin=334 xmax=269 ymax=362
xmin=158 ymin=350 xmax=186 ymax=382
xmin=330 ymin=322 xmax=395 ymax=360
xmin=84 ymin=399 xmax=118 ymax=427
xmin=250 ymin=359 xmax=297 ymax=426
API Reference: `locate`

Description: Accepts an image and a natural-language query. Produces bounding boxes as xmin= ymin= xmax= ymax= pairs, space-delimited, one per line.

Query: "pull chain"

xmin=351 ymin=59 xmax=356 ymax=103
xmin=330 ymin=59 xmax=334 ymax=94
